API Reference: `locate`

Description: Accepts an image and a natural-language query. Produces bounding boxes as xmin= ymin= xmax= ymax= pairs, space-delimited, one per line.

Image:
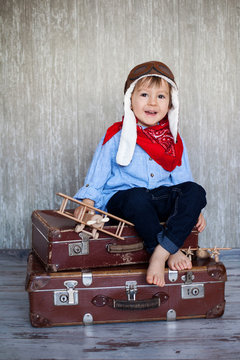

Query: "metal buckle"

xmin=54 ymin=280 xmax=78 ymax=306
xmin=168 ymin=270 xmax=178 ymax=282
xmin=181 ymin=271 xmax=195 ymax=284
xmin=83 ymin=313 xmax=93 ymax=325
xmin=126 ymin=281 xmax=138 ymax=301
xmin=82 ymin=271 xmax=93 ymax=287
xmin=181 ymin=284 xmax=204 ymax=299
xmin=167 ymin=309 xmax=176 ymax=321
xmin=68 ymin=233 xmax=89 ymax=256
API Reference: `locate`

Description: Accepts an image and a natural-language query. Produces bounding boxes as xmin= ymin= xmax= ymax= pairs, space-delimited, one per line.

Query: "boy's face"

xmin=131 ymin=79 xmax=170 ymax=127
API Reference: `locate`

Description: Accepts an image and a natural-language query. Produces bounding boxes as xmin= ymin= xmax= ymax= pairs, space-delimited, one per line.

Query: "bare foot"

xmin=146 ymin=245 xmax=170 ymax=287
xmin=168 ymin=250 xmax=192 ymax=271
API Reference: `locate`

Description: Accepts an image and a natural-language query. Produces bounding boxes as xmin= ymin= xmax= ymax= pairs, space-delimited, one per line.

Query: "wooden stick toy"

xmin=56 ymin=192 xmax=134 ymax=240
xmin=181 ymin=246 xmax=232 ymax=262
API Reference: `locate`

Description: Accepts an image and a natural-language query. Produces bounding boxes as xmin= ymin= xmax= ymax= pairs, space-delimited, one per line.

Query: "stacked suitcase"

xmin=26 ymin=208 xmax=227 ymax=327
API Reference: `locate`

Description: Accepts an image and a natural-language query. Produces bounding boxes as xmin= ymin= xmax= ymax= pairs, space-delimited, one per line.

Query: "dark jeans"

xmin=107 ymin=181 xmax=207 ymax=254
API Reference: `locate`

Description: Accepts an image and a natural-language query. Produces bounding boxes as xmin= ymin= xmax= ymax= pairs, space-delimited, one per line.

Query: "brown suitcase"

xmin=32 ymin=210 xmax=198 ymax=272
xmin=26 ymin=252 xmax=226 ymax=327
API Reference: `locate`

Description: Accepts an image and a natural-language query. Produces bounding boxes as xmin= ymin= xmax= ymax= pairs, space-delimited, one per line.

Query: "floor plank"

xmin=0 ymin=249 xmax=239 ymax=360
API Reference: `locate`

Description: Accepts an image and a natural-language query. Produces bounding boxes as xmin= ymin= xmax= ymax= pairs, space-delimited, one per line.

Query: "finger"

xmin=195 ymin=215 xmax=202 ymax=228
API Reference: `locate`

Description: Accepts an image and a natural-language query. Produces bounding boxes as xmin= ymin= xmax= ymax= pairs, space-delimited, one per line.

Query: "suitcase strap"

xmin=107 ymin=241 xmax=144 ymax=253
xmin=92 ymin=292 xmax=168 ymax=311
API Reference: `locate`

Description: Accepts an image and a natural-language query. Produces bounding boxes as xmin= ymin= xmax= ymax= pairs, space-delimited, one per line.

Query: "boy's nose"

xmin=148 ymin=96 xmax=157 ymax=105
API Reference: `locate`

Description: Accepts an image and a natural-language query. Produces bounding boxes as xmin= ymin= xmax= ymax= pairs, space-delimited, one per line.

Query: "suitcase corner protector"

xmin=206 ymin=301 xmax=226 ymax=318
xmin=30 ymin=312 xmax=52 ymax=327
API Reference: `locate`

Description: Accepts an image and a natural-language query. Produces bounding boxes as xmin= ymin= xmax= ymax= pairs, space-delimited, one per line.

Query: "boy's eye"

xmin=140 ymin=93 xmax=148 ymax=97
xmin=158 ymin=94 xmax=165 ymax=99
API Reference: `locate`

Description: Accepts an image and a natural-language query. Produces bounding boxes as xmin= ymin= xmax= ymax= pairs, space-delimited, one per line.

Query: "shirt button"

xmin=150 ymin=173 xmax=154 ymax=177
xmin=149 ymin=157 xmax=152 ymax=161
xmin=85 ymin=184 xmax=89 ymax=187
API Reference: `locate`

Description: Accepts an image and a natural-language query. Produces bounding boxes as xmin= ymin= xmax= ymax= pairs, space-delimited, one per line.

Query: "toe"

xmin=153 ymin=275 xmax=159 ymax=285
xmin=146 ymin=274 xmax=153 ymax=285
xmin=155 ymin=277 xmax=163 ymax=287
xmin=175 ymin=263 xmax=182 ymax=271
xmin=168 ymin=260 xmax=177 ymax=270
xmin=182 ymin=261 xmax=188 ymax=269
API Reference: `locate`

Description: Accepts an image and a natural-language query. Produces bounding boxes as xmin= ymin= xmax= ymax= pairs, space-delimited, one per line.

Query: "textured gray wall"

xmin=1 ymin=0 xmax=239 ymax=249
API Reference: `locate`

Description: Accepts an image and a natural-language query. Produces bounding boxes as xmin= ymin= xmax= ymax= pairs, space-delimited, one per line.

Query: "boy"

xmin=74 ymin=61 xmax=207 ymax=287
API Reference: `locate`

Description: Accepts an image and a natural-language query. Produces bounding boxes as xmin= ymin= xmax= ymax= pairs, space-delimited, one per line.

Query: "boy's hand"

xmin=196 ymin=213 xmax=206 ymax=233
xmin=74 ymin=199 xmax=95 ymax=218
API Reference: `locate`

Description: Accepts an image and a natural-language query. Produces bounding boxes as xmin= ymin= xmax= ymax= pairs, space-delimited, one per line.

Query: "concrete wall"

xmin=1 ymin=0 xmax=239 ymax=248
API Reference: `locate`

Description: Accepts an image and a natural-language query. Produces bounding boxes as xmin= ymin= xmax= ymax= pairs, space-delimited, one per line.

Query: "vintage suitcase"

xmin=32 ymin=209 xmax=198 ymax=272
xmin=26 ymin=252 xmax=226 ymax=327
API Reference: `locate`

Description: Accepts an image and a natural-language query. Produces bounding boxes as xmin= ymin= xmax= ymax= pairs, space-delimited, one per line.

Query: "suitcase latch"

xmin=54 ymin=280 xmax=78 ymax=306
xmin=126 ymin=281 xmax=138 ymax=301
xmin=181 ymin=283 xmax=204 ymax=299
xmin=68 ymin=233 xmax=89 ymax=256
xmin=181 ymin=271 xmax=195 ymax=284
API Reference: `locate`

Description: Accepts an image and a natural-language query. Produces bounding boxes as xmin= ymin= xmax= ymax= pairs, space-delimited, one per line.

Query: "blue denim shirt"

xmin=74 ymin=130 xmax=193 ymax=211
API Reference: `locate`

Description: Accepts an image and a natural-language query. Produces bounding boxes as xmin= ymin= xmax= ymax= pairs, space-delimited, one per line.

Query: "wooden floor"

xmin=0 ymin=249 xmax=239 ymax=360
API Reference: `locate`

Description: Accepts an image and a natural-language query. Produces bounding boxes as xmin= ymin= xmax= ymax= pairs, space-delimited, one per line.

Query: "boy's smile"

xmin=131 ymin=80 xmax=170 ymax=127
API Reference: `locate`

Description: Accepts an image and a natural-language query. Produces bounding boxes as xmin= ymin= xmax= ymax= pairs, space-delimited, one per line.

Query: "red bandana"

xmin=103 ymin=117 xmax=183 ymax=172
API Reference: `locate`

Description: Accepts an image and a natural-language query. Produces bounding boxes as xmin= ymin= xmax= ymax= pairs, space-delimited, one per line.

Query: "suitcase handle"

xmin=107 ymin=241 xmax=144 ymax=253
xmin=113 ymin=297 xmax=160 ymax=310
xmin=92 ymin=292 xmax=168 ymax=311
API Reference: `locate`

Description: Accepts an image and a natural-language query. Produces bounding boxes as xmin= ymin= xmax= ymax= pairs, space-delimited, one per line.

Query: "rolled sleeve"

xmin=74 ymin=185 xmax=102 ymax=205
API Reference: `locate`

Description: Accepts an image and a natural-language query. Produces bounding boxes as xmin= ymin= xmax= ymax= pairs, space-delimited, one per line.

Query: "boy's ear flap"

xmin=168 ymin=86 xmax=179 ymax=143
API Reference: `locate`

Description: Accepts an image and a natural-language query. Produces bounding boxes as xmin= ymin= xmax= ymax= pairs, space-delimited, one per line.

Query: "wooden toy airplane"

xmin=181 ymin=246 xmax=232 ymax=262
xmin=56 ymin=192 xmax=134 ymax=240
